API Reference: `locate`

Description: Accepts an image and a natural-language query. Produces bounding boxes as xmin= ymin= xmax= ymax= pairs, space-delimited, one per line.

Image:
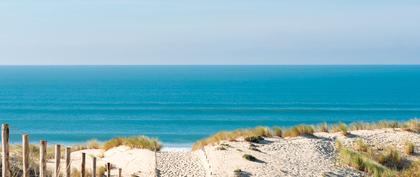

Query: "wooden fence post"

xmin=118 ymin=168 xmax=122 ymax=177
xmin=55 ymin=144 xmax=61 ymax=177
xmin=22 ymin=134 xmax=29 ymax=177
xmin=81 ymin=152 xmax=86 ymax=177
xmin=2 ymin=124 xmax=10 ymax=177
xmin=92 ymin=157 xmax=97 ymax=177
xmin=65 ymin=147 xmax=71 ymax=177
xmin=107 ymin=162 xmax=111 ymax=177
xmin=40 ymin=140 xmax=47 ymax=177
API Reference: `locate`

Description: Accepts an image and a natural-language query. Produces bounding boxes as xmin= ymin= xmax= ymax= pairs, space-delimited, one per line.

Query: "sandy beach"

xmin=52 ymin=128 xmax=418 ymax=177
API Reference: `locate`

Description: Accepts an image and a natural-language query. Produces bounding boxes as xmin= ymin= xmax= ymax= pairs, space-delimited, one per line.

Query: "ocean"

xmin=0 ymin=65 xmax=419 ymax=147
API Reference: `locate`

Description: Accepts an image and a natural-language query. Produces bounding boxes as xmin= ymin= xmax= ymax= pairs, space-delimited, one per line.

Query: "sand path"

xmin=156 ymin=151 xmax=206 ymax=177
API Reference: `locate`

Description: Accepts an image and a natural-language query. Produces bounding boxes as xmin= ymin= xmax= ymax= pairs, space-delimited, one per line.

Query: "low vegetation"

xmin=332 ymin=123 xmax=350 ymax=136
xmin=354 ymin=139 xmax=369 ymax=152
xmin=318 ymin=122 xmax=329 ymax=133
xmin=283 ymin=125 xmax=314 ymax=137
xmin=192 ymin=119 xmax=419 ymax=150
xmin=244 ymin=136 xmax=264 ymax=143
xmin=272 ymin=127 xmax=282 ymax=137
xmin=103 ymin=136 xmax=162 ymax=151
xmin=192 ymin=127 xmax=272 ymax=150
xmin=337 ymin=137 xmax=419 ymax=177
xmin=377 ymin=147 xmax=404 ymax=170
xmin=242 ymin=154 xmax=257 ymax=161
xmin=404 ymin=141 xmax=415 ymax=155
xmin=339 ymin=147 xmax=393 ymax=177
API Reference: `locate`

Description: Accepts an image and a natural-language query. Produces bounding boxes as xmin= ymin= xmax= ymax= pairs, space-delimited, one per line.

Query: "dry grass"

xmin=192 ymin=126 xmax=272 ymax=150
xmin=402 ymin=119 xmax=420 ymax=133
xmin=332 ymin=123 xmax=350 ymax=136
xmin=283 ymin=125 xmax=314 ymax=137
xmin=318 ymin=122 xmax=329 ymax=133
xmin=347 ymin=119 xmax=419 ymax=132
xmin=272 ymin=127 xmax=282 ymax=137
xmin=354 ymin=139 xmax=369 ymax=152
xmin=377 ymin=147 xmax=404 ymax=170
xmin=339 ymin=147 xmax=393 ymax=177
xmin=103 ymin=136 xmax=162 ymax=151
xmin=404 ymin=141 xmax=415 ymax=155
xmin=192 ymin=119 xmax=419 ymax=151
xmin=399 ymin=160 xmax=420 ymax=177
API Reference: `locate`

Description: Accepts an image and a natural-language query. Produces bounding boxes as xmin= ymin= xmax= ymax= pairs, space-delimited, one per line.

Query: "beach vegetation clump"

xmin=339 ymin=147 xmax=393 ymax=177
xmin=98 ymin=166 xmax=106 ymax=177
xmin=233 ymin=169 xmax=242 ymax=177
xmin=244 ymin=136 xmax=264 ymax=143
xmin=272 ymin=127 xmax=283 ymax=137
xmin=377 ymin=147 xmax=404 ymax=170
xmin=399 ymin=160 xmax=420 ymax=177
xmin=402 ymin=119 xmax=420 ymax=133
xmin=192 ymin=127 xmax=272 ymax=150
xmin=283 ymin=125 xmax=314 ymax=137
xmin=354 ymin=139 xmax=369 ymax=152
xmin=242 ymin=154 xmax=257 ymax=161
xmin=250 ymin=126 xmax=273 ymax=137
xmin=404 ymin=141 xmax=415 ymax=155
xmin=86 ymin=139 xmax=101 ymax=149
xmin=103 ymin=136 xmax=162 ymax=151
xmin=318 ymin=122 xmax=329 ymax=133
xmin=333 ymin=123 xmax=350 ymax=136
xmin=349 ymin=122 xmax=369 ymax=130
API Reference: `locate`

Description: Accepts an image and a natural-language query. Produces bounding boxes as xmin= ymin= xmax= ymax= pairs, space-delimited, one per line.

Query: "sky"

xmin=0 ymin=0 xmax=420 ymax=65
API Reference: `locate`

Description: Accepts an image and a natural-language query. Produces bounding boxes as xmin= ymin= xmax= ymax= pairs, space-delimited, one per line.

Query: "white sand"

xmin=48 ymin=128 xmax=418 ymax=177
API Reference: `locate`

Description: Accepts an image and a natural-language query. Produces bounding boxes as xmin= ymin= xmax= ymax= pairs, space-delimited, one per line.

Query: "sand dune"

xmin=57 ymin=128 xmax=418 ymax=177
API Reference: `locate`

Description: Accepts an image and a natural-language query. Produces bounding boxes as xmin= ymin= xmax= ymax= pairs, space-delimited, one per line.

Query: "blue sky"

xmin=1 ymin=0 xmax=420 ymax=65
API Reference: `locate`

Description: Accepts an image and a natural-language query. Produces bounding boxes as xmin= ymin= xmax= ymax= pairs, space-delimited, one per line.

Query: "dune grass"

xmin=192 ymin=126 xmax=272 ymax=150
xmin=348 ymin=119 xmax=419 ymax=132
xmin=283 ymin=125 xmax=314 ymax=137
xmin=332 ymin=123 xmax=350 ymax=136
xmin=339 ymin=147 xmax=393 ymax=177
xmin=377 ymin=147 xmax=404 ymax=170
xmin=272 ymin=127 xmax=282 ymax=137
xmin=318 ymin=122 xmax=329 ymax=133
xmin=404 ymin=141 xmax=415 ymax=155
xmin=354 ymin=139 xmax=369 ymax=152
xmin=192 ymin=119 xmax=419 ymax=151
xmin=103 ymin=136 xmax=162 ymax=151
xmin=399 ymin=160 xmax=420 ymax=177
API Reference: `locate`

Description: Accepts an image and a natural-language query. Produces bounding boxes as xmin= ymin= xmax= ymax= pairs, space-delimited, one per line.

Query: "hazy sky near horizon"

xmin=1 ymin=0 xmax=420 ymax=65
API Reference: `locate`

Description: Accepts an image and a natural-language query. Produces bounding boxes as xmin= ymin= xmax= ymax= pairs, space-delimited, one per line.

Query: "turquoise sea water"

xmin=0 ymin=65 xmax=419 ymax=147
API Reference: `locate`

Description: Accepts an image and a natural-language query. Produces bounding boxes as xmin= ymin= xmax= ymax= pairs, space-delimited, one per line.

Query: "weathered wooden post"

xmin=55 ymin=144 xmax=61 ymax=177
xmin=92 ymin=157 xmax=97 ymax=177
xmin=65 ymin=147 xmax=71 ymax=177
xmin=118 ymin=168 xmax=122 ymax=177
xmin=107 ymin=162 xmax=111 ymax=177
xmin=22 ymin=134 xmax=30 ymax=177
xmin=40 ymin=140 xmax=47 ymax=177
xmin=2 ymin=124 xmax=10 ymax=177
xmin=81 ymin=152 xmax=86 ymax=177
